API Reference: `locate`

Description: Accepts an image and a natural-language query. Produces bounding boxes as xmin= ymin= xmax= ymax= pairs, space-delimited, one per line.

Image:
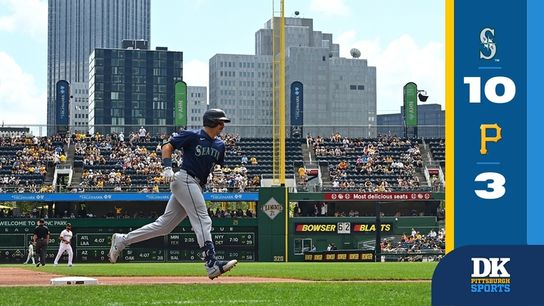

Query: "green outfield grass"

xmin=0 ymin=262 xmax=436 ymax=305
xmin=0 ymin=283 xmax=431 ymax=306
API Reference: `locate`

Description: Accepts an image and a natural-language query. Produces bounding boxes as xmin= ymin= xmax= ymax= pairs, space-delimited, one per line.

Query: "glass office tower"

xmin=47 ymin=0 xmax=150 ymax=135
xmin=89 ymin=46 xmax=183 ymax=136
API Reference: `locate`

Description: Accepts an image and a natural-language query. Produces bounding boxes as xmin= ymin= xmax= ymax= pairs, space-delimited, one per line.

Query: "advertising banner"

xmin=0 ymin=192 xmax=259 ymax=202
xmin=323 ymin=192 xmax=432 ymax=201
xmin=290 ymin=81 xmax=303 ymax=125
xmin=55 ymin=80 xmax=70 ymax=125
xmin=174 ymin=81 xmax=187 ymax=126
xmin=290 ymin=81 xmax=303 ymax=137
xmin=403 ymin=82 xmax=418 ymax=127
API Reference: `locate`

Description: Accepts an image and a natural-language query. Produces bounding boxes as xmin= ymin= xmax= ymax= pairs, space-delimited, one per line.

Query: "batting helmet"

xmin=203 ymin=109 xmax=231 ymax=127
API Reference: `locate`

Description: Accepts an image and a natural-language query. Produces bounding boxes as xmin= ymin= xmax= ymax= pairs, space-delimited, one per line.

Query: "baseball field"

xmin=0 ymin=262 xmax=436 ymax=305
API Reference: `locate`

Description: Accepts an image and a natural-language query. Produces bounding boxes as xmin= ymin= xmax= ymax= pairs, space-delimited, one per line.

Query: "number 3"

xmin=474 ymin=172 xmax=506 ymax=199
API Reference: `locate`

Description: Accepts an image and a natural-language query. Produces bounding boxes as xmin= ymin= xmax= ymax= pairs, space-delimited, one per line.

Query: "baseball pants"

xmin=125 ymin=169 xmax=212 ymax=248
xmin=35 ymin=239 xmax=48 ymax=265
xmin=24 ymin=252 xmax=35 ymax=264
xmin=54 ymin=243 xmax=73 ymax=265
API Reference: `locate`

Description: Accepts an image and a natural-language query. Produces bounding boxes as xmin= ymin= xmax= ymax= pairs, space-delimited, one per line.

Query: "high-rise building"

xmin=377 ymin=104 xmax=445 ymax=138
xmin=47 ymin=0 xmax=150 ymax=135
xmin=88 ymin=45 xmax=183 ymax=135
xmin=209 ymin=17 xmax=376 ymax=138
xmin=187 ymin=87 xmax=208 ymax=129
xmin=209 ymin=54 xmax=272 ymax=137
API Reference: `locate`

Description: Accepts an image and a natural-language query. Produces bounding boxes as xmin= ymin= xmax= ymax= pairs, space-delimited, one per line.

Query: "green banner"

xmin=258 ymin=187 xmax=287 ymax=262
xmin=403 ymin=82 xmax=418 ymax=127
xmin=174 ymin=81 xmax=187 ymax=126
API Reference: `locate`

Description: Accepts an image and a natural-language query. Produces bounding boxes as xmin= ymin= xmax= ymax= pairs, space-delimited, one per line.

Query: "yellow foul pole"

xmin=279 ymin=0 xmax=286 ymax=185
xmin=271 ymin=0 xmax=277 ymax=185
xmin=280 ymin=0 xmax=288 ymax=262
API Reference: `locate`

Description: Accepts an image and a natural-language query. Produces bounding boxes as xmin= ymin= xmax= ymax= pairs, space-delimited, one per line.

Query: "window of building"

xmin=350 ymin=85 xmax=357 ymax=90
xmin=358 ymin=85 xmax=365 ymax=90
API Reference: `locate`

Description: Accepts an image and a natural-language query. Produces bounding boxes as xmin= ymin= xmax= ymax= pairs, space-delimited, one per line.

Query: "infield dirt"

xmin=0 ymin=268 xmax=311 ymax=286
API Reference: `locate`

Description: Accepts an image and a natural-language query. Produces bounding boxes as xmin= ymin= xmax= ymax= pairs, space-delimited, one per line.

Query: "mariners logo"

xmin=479 ymin=27 xmax=497 ymax=60
xmin=470 ymin=257 xmax=511 ymax=293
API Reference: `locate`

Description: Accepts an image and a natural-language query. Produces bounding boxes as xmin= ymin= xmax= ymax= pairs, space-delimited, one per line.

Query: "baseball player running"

xmin=53 ymin=223 xmax=73 ymax=266
xmin=108 ymin=109 xmax=237 ymax=279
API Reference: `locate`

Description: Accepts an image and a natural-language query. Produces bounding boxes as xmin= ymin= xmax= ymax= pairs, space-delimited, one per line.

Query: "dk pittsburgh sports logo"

xmin=470 ymin=257 xmax=511 ymax=293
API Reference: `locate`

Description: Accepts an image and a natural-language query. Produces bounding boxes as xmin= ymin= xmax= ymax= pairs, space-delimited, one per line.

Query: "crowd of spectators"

xmin=1 ymin=130 xmax=439 ymax=194
xmin=381 ymin=228 xmax=445 ymax=261
xmin=0 ymin=130 xmax=263 ymax=193
xmin=308 ymin=133 xmax=425 ymax=192
xmin=74 ymin=135 xmax=166 ymax=192
xmin=0 ymin=133 xmax=68 ymax=193
xmin=73 ymin=131 xmax=259 ymax=193
xmin=206 ymin=164 xmax=260 ymax=192
xmin=204 ymin=133 xmax=261 ymax=192
xmin=207 ymin=207 xmax=255 ymax=218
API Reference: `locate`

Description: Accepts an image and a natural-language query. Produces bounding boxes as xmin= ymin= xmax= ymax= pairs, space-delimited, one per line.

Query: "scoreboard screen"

xmin=0 ymin=219 xmax=258 ymax=263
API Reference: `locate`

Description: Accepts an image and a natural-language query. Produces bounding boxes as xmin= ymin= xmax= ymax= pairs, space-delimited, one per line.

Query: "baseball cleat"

xmin=206 ymin=259 xmax=238 ymax=280
xmin=108 ymin=233 xmax=126 ymax=263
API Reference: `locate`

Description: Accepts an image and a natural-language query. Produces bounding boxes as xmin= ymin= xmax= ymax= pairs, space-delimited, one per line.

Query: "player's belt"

xmin=181 ymin=169 xmax=206 ymax=188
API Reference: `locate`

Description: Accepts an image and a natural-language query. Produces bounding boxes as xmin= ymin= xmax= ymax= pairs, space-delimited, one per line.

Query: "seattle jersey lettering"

xmin=195 ymin=145 xmax=220 ymax=160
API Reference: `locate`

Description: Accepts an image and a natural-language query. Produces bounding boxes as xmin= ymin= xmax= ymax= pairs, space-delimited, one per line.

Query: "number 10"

xmin=464 ymin=76 xmax=516 ymax=103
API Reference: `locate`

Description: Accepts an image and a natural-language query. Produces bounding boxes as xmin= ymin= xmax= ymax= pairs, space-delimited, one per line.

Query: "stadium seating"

xmin=0 ymin=132 xmax=446 ymax=194
xmin=427 ymin=138 xmax=445 ymax=168
xmin=309 ymin=134 xmax=426 ymax=191
xmin=0 ymin=134 xmax=63 ymax=193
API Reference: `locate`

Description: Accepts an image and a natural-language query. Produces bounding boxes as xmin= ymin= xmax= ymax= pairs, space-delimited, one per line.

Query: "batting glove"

xmin=163 ymin=167 xmax=174 ymax=183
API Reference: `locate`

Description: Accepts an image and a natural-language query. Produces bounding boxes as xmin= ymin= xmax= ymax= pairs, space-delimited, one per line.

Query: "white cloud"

xmin=0 ymin=52 xmax=46 ymax=127
xmin=338 ymin=32 xmax=445 ymax=114
xmin=183 ymin=59 xmax=209 ymax=88
xmin=310 ymin=0 xmax=351 ymax=17
xmin=0 ymin=0 xmax=47 ymax=38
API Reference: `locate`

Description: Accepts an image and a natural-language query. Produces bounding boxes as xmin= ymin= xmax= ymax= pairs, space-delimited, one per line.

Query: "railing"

xmin=318 ymin=184 xmax=434 ymax=192
xmin=380 ymin=249 xmax=445 ymax=262
xmin=0 ymin=124 xmax=445 ymax=138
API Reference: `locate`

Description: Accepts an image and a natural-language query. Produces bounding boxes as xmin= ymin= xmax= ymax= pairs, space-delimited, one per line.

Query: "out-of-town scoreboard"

xmin=0 ymin=219 xmax=257 ymax=263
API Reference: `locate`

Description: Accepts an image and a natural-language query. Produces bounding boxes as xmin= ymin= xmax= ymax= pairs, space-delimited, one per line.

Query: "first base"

xmin=50 ymin=276 xmax=99 ymax=285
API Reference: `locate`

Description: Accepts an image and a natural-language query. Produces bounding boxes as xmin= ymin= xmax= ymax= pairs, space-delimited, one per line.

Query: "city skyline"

xmin=0 ymin=0 xmax=444 ymax=126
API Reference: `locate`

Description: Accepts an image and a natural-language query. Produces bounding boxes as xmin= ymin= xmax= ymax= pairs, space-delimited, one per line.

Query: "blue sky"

xmin=0 ymin=0 xmax=444 ymax=125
